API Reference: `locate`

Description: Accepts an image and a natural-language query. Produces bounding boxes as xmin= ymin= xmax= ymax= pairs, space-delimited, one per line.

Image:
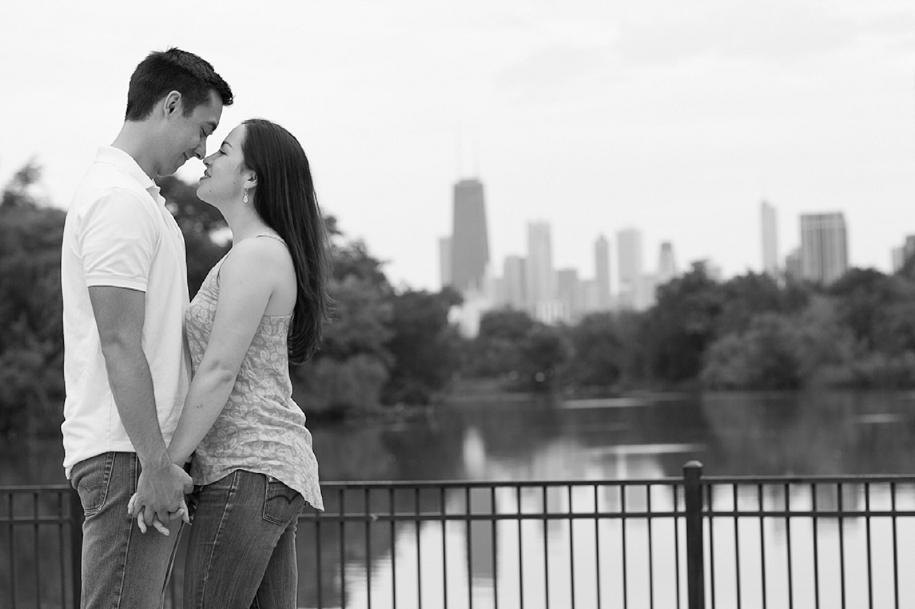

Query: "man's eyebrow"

xmin=205 ymin=121 xmax=218 ymax=133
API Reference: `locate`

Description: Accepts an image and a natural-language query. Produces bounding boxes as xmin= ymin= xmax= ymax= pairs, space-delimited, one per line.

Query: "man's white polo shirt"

xmin=61 ymin=147 xmax=191 ymax=476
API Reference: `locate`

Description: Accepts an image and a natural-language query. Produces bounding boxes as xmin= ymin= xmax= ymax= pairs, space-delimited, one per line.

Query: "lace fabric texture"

xmin=184 ymin=252 xmax=323 ymax=510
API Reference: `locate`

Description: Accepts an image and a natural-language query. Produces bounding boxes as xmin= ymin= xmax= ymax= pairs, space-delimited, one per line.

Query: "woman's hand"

xmin=127 ymin=492 xmax=190 ymax=535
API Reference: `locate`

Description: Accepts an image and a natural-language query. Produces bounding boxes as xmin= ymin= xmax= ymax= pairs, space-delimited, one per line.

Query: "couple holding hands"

xmin=61 ymin=47 xmax=327 ymax=608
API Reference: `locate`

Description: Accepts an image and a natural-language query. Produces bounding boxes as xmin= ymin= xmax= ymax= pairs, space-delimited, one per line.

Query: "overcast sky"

xmin=3 ymin=1 xmax=915 ymax=291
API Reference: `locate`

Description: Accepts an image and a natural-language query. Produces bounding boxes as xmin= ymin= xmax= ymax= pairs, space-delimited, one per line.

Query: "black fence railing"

xmin=4 ymin=463 xmax=915 ymax=608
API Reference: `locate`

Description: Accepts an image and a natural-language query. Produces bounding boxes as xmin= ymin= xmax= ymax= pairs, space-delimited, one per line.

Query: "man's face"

xmin=159 ymin=90 xmax=223 ymax=177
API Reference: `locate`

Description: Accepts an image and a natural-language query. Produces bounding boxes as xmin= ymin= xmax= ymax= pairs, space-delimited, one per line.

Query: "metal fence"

xmin=4 ymin=463 xmax=915 ymax=609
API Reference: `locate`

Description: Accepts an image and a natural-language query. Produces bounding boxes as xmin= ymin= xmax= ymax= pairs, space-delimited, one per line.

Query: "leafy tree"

xmin=716 ymin=272 xmax=805 ymax=336
xmin=0 ymin=165 xmax=66 ymax=435
xmin=565 ymin=312 xmax=623 ymax=390
xmin=516 ymin=323 xmax=571 ymax=391
xmin=464 ymin=308 xmax=536 ymax=378
xmin=702 ymin=313 xmax=801 ymax=390
xmin=291 ymin=234 xmax=395 ymax=416
xmin=644 ymin=262 xmax=724 ymax=383
xmin=702 ymin=297 xmax=858 ymax=390
xmin=382 ymin=287 xmax=463 ymax=404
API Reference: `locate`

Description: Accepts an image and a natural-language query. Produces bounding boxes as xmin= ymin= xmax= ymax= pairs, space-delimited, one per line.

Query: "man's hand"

xmin=128 ymin=459 xmax=193 ymax=534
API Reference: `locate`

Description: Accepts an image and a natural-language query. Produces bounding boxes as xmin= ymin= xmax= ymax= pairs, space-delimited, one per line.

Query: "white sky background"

xmin=3 ymin=1 xmax=915 ymax=291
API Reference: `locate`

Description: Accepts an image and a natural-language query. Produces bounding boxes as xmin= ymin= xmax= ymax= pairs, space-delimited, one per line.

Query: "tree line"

xmin=4 ymin=165 xmax=915 ymax=436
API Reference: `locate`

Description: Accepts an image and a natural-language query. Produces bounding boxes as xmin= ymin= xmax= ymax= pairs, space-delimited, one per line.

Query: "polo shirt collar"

xmin=95 ymin=146 xmax=165 ymax=205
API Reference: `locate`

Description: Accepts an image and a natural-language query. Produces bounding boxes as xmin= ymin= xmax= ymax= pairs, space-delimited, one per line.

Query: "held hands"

xmin=127 ymin=461 xmax=194 ymax=535
xmin=127 ymin=492 xmax=189 ymax=534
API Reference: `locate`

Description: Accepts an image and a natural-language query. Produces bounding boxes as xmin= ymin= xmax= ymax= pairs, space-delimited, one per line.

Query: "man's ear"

xmin=162 ymin=91 xmax=183 ymax=118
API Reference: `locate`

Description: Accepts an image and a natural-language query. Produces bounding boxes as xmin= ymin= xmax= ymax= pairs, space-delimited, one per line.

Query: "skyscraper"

xmin=892 ymin=235 xmax=915 ymax=272
xmin=761 ymin=201 xmax=778 ymax=277
xmin=526 ymin=221 xmax=554 ymax=312
xmin=657 ymin=241 xmax=678 ymax=285
xmin=800 ymin=212 xmax=848 ymax=284
xmin=502 ymin=255 xmax=527 ymax=310
xmin=556 ymin=268 xmax=581 ymax=322
xmin=438 ymin=237 xmax=452 ymax=289
xmin=450 ymin=179 xmax=490 ymax=293
xmin=595 ymin=235 xmax=611 ymax=310
xmin=617 ymin=228 xmax=643 ymax=310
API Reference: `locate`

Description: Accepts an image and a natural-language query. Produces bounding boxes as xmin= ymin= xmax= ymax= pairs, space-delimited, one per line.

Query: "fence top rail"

xmin=5 ymin=472 xmax=915 ymax=494
xmin=318 ymin=478 xmax=685 ymax=490
xmin=702 ymin=473 xmax=915 ymax=485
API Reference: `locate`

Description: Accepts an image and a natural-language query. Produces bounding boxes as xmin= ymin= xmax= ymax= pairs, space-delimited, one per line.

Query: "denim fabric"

xmin=70 ymin=452 xmax=182 ymax=609
xmin=184 ymin=469 xmax=305 ymax=609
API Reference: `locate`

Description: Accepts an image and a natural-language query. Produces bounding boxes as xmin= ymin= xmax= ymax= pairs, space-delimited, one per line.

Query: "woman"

xmin=130 ymin=118 xmax=329 ymax=608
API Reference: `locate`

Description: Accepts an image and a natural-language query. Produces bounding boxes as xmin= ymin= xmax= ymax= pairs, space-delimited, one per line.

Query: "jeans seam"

xmin=114 ymin=453 xmax=135 ymax=609
xmin=197 ymin=470 xmax=240 ymax=609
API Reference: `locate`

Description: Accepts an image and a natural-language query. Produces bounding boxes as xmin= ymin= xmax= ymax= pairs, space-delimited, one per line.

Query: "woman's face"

xmin=197 ymin=124 xmax=250 ymax=206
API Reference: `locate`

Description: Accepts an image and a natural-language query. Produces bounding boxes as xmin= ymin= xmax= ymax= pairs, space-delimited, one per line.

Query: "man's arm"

xmin=89 ymin=285 xmax=191 ymax=530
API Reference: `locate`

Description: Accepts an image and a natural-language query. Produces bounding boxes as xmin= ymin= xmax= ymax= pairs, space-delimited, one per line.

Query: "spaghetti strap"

xmin=255 ymin=233 xmax=286 ymax=246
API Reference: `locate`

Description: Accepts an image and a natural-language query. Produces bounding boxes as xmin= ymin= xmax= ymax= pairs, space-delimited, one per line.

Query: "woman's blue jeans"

xmin=184 ymin=469 xmax=306 ymax=609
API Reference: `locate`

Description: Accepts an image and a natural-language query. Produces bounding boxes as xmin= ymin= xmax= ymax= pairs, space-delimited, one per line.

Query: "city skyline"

xmin=4 ymin=2 xmax=915 ymax=291
xmin=442 ymin=183 xmax=904 ymax=324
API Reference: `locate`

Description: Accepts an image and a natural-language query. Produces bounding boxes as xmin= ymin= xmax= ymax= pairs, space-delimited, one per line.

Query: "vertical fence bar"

xmin=58 ymin=492 xmax=66 ymax=608
xmin=568 ymin=484 xmax=575 ymax=609
xmin=33 ymin=491 xmax=41 ymax=606
xmin=621 ymin=485 xmax=628 ymax=609
xmin=415 ymin=488 xmax=422 ymax=609
xmin=517 ymin=486 xmax=524 ymax=609
xmin=758 ymin=484 xmax=767 ymax=609
xmin=733 ymin=484 xmax=742 ymax=609
xmin=69 ymin=487 xmax=83 ymax=609
xmin=865 ymin=483 xmax=873 ymax=609
xmin=466 ymin=487 xmax=473 ymax=609
xmin=812 ymin=483 xmax=820 ymax=609
xmin=891 ymin=482 xmax=899 ymax=609
xmin=838 ymin=482 xmax=846 ymax=609
xmin=316 ymin=514 xmax=323 ymax=609
xmin=594 ymin=484 xmax=602 ymax=609
xmin=683 ymin=461 xmax=705 ymax=609
xmin=441 ymin=487 xmax=448 ymax=609
xmin=365 ymin=488 xmax=372 ymax=609
xmin=542 ymin=485 xmax=550 ymax=609
xmin=390 ymin=488 xmax=397 ymax=609
xmin=647 ymin=484 xmax=654 ymax=609
xmin=784 ymin=483 xmax=793 ymax=609
xmin=707 ymin=484 xmax=716 ymax=609
xmin=340 ymin=488 xmax=346 ymax=609
xmin=674 ymin=484 xmax=681 ymax=609
xmin=492 ymin=486 xmax=499 ymax=609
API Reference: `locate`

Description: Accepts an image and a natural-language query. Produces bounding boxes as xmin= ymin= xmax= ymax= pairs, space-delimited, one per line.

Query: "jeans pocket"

xmin=262 ymin=476 xmax=304 ymax=526
xmin=70 ymin=454 xmax=113 ymax=517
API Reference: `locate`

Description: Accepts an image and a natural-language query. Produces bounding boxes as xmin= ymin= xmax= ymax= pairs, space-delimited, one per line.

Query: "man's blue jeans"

xmin=183 ymin=469 xmax=306 ymax=609
xmin=70 ymin=452 xmax=182 ymax=609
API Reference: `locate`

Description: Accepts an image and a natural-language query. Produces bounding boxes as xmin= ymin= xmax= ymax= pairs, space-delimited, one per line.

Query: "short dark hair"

xmin=125 ymin=48 xmax=233 ymax=121
xmin=240 ymin=119 xmax=331 ymax=363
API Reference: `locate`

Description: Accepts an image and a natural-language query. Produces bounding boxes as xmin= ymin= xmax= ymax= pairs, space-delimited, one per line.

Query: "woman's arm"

xmin=166 ymin=239 xmax=282 ymax=465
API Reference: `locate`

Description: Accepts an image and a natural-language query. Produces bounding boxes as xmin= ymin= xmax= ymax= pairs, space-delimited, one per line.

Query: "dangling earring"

xmin=243 ymin=190 xmax=249 ymax=204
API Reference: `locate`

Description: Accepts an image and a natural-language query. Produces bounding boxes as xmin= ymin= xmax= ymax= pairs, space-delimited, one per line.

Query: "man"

xmin=61 ymin=48 xmax=233 ymax=608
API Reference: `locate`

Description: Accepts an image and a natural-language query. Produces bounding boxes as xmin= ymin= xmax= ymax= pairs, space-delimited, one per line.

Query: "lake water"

xmin=5 ymin=390 xmax=915 ymax=608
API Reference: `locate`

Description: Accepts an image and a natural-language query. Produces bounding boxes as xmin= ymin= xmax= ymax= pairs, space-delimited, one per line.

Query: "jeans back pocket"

xmin=262 ymin=476 xmax=305 ymax=526
xmin=70 ymin=453 xmax=114 ymax=517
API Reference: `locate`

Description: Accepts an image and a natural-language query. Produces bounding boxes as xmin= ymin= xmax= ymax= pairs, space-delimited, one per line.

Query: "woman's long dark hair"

xmin=241 ymin=118 xmax=330 ymax=363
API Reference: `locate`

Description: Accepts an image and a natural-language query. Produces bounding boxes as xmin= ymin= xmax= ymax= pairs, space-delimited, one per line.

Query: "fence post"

xmin=69 ymin=487 xmax=83 ymax=609
xmin=684 ymin=461 xmax=705 ymax=609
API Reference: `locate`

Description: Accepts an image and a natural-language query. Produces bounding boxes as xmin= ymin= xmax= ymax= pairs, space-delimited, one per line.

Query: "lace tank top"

xmin=184 ymin=234 xmax=323 ymax=510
